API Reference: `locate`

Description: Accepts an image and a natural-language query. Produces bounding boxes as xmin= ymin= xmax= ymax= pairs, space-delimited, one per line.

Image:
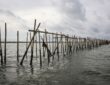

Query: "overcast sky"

xmin=0 ymin=0 xmax=110 ymax=40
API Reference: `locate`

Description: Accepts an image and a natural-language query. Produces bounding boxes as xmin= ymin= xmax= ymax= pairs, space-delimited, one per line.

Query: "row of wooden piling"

xmin=0 ymin=20 xmax=110 ymax=67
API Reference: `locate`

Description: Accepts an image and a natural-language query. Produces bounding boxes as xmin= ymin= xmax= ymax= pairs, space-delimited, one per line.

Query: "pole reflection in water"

xmin=0 ymin=44 xmax=110 ymax=85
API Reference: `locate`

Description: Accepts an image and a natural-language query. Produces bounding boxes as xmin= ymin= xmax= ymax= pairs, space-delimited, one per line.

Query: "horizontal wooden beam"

xmin=29 ymin=30 xmax=82 ymax=39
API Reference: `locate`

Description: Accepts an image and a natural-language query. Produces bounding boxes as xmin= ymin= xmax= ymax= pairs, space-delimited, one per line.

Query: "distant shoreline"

xmin=0 ymin=41 xmax=57 ymax=43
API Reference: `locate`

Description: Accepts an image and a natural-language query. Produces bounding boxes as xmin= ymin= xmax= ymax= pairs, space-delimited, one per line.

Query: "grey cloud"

xmin=47 ymin=0 xmax=87 ymax=37
xmin=0 ymin=0 xmax=110 ymax=40
xmin=0 ymin=9 xmax=30 ymax=30
xmin=52 ymin=0 xmax=86 ymax=21
xmin=91 ymin=27 xmax=100 ymax=33
xmin=0 ymin=9 xmax=30 ymax=40
xmin=0 ymin=0 xmax=52 ymax=10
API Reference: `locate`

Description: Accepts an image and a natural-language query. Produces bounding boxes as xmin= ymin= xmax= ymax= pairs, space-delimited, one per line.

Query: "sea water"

xmin=0 ymin=44 xmax=110 ymax=85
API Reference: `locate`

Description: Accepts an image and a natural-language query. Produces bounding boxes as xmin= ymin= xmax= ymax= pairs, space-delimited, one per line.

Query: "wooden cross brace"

xmin=20 ymin=20 xmax=41 ymax=65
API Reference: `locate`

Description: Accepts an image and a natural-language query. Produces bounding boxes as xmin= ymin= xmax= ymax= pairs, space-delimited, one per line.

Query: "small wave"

xmin=104 ymin=55 xmax=110 ymax=58
xmin=82 ymin=70 xmax=101 ymax=76
xmin=100 ymin=74 xmax=110 ymax=80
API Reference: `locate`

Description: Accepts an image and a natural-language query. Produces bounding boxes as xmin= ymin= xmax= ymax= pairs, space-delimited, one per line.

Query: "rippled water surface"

xmin=0 ymin=44 xmax=110 ymax=85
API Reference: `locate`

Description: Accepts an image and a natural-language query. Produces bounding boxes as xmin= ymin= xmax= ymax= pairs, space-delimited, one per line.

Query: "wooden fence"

xmin=0 ymin=19 xmax=110 ymax=68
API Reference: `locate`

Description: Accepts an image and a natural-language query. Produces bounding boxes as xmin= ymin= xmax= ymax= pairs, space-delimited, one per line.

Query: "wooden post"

xmin=52 ymin=33 xmax=54 ymax=60
xmin=36 ymin=36 xmax=37 ymax=58
xmin=20 ymin=21 xmax=40 ymax=65
xmin=54 ymin=34 xmax=57 ymax=58
xmin=30 ymin=32 xmax=32 ymax=58
xmin=56 ymin=33 xmax=59 ymax=61
xmin=67 ymin=35 xmax=69 ymax=54
xmin=45 ymin=29 xmax=48 ymax=57
xmin=43 ymin=35 xmax=45 ymax=57
xmin=85 ymin=38 xmax=87 ymax=49
xmin=61 ymin=33 xmax=63 ymax=54
xmin=17 ymin=31 xmax=19 ymax=63
xmin=64 ymin=36 xmax=66 ymax=52
xmin=78 ymin=38 xmax=80 ymax=50
xmin=38 ymin=31 xmax=41 ymax=55
xmin=30 ymin=20 xmax=36 ymax=65
xmin=30 ymin=32 xmax=32 ymax=41
xmin=45 ymin=29 xmax=48 ymax=46
xmin=72 ymin=37 xmax=74 ymax=52
xmin=39 ymin=49 xmax=42 ymax=68
xmin=38 ymin=31 xmax=42 ymax=68
xmin=47 ymin=39 xmax=50 ymax=65
xmin=45 ymin=29 xmax=50 ymax=65
xmin=0 ymin=29 xmax=3 ymax=64
xmin=26 ymin=32 xmax=28 ymax=59
xmin=49 ymin=35 xmax=51 ymax=53
xmin=76 ymin=38 xmax=78 ymax=52
xmin=62 ymin=35 xmax=65 ymax=56
xmin=4 ymin=23 xmax=7 ymax=64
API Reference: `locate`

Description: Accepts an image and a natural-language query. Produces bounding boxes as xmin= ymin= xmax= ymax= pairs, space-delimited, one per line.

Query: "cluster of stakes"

xmin=0 ymin=19 xmax=110 ymax=68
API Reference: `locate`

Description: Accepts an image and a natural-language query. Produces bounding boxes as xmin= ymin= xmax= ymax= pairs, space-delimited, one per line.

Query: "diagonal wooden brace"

xmin=20 ymin=20 xmax=41 ymax=65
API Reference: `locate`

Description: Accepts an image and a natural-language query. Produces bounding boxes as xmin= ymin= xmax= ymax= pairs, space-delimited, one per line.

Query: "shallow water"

xmin=0 ymin=44 xmax=110 ymax=85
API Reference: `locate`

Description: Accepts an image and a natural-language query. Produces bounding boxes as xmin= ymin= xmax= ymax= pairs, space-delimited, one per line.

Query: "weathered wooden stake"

xmin=49 ymin=35 xmax=51 ymax=53
xmin=0 ymin=29 xmax=3 ymax=64
xmin=17 ymin=31 xmax=19 ymax=63
xmin=43 ymin=35 xmax=45 ymax=57
xmin=39 ymin=49 xmax=42 ymax=68
xmin=56 ymin=33 xmax=59 ymax=61
xmin=26 ymin=32 xmax=28 ymax=58
xmin=38 ymin=31 xmax=42 ymax=68
xmin=30 ymin=20 xmax=36 ymax=65
xmin=20 ymin=21 xmax=40 ymax=65
xmin=52 ymin=33 xmax=54 ymax=60
xmin=60 ymin=33 xmax=62 ymax=54
xmin=4 ymin=23 xmax=7 ymax=64
xmin=45 ymin=29 xmax=48 ymax=58
xmin=65 ymin=36 xmax=67 ymax=53
xmin=45 ymin=29 xmax=50 ymax=65
xmin=36 ymin=36 xmax=37 ymax=58
xmin=66 ymin=35 xmax=69 ymax=54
